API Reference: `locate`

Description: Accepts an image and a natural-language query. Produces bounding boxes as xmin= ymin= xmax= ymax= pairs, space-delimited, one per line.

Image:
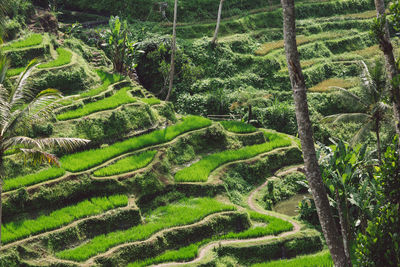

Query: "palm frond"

xmin=351 ymin=121 xmax=373 ymax=146
xmin=17 ymin=148 xmax=60 ymax=166
xmin=0 ymin=53 xmax=9 ymax=85
xmin=10 ymin=59 xmax=38 ymax=107
xmin=329 ymin=86 xmax=368 ymax=108
xmin=3 ymin=136 xmax=90 ymax=152
xmin=2 ymin=89 xmax=62 ymax=136
xmin=322 ymin=113 xmax=371 ymax=124
xmin=34 ymin=137 xmax=90 ymax=152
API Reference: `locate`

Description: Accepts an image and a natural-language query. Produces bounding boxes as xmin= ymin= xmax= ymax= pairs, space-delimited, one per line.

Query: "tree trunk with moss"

xmin=165 ymin=0 xmax=178 ymax=101
xmin=0 ymin=153 xmax=3 ymax=247
xmin=374 ymin=0 xmax=400 ymax=154
xmin=281 ymin=0 xmax=349 ymax=266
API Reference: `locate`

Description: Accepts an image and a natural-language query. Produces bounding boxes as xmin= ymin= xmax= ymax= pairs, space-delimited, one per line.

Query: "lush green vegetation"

xmin=6 ymin=67 xmax=24 ymax=77
xmin=2 ymin=195 xmax=128 ymax=244
xmin=128 ymin=211 xmax=293 ymax=267
xmin=4 ymin=167 xmax=66 ymax=192
xmin=220 ymin=121 xmax=257 ymax=133
xmin=60 ymin=116 xmax=211 ymax=172
xmin=2 ymin=34 xmax=43 ymax=51
xmin=56 ymin=198 xmax=235 ymax=261
xmin=38 ymin=48 xmax=72 ymax=69
xmin=140 ymin=98 xmax=161 ymax=105
xmin=175 ymin=132 xmax=292 ymax=182
xmin=93 ymin=150 xmax=157 ymax=177
xmin=57 ymin=87 xmax=137 ymax=120
xmin=80 ymin=70 xmax=124 ymax=98
xmin=252 ymin=250 xmax=332 ymax=267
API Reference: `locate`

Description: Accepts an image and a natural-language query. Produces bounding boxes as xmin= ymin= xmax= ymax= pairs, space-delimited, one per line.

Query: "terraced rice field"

xmin=2 ymin=0 xmax=381 ymax=265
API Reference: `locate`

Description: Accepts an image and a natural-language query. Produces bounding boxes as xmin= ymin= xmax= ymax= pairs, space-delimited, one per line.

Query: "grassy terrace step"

xmin=57 ymin=86 xmax=137 ymax=120
xmin=140 ymin=98 xmax=161 ymax=105
xmin=220 ymin=121 xmax=257 ymax=133
xmin=252 ymin=250 xmax=332 ymax=267
xmin=128 ymin=211 xmax=293 ymax=267
xmin=80 ymin=70 xmax=125 ymax=98
xmin=60 ymin=116 xmax=211 ymax=172
xmin=56 ymin=198 xmax=235 ymax=261
xmin=4 ymin=167 xmax=65 ymax=192
xmin=2 ymin=34 xmax=43 ymax=51
xmin=2 ymin=195 xmax=128 ymax=244
xmin=37 ymin=47 xmax=72 ymax=69
xmin=175 ymin=131 xmax=292 ymax=182
xmin=93 ymin=150 xmax=157 ymax=177
xmin=6 ymin=67 xmax=25 ymax=77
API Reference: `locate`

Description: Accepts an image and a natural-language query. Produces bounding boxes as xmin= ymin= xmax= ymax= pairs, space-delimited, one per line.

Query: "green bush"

xmin=57 ymin=87 xmax=137 ymax=120
xmin=220 ymin=121 xmax=257 ymax=133
xmin=61 ymin=116 xmax=211 ymax=172
xmin=175 ymin=131 xmax=292 ymax=182
xmin=2 ymin=195 xmax=128 ymax=244
xmin=4 ymin=167 xmax=65 ymax=192
xmin=56 ymin=198 xmax=235 ymax=261
xmin=37 ymin=48 xmax=72 ymax=69
xmin=93 ymin=150 xmax=157 ymax=177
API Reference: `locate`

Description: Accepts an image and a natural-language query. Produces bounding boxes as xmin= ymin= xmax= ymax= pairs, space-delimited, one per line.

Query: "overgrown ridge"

xmin=1 ymin=0 xmax=385 ymax=266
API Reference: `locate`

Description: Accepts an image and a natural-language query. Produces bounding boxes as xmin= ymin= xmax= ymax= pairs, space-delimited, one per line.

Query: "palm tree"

xmin=323 ymin=60 xmax=391 ymax=163
xmin=0 ymin=57 xmax=90 ymax=246
xmin=280 ymin=0 xmax=349 ymax=265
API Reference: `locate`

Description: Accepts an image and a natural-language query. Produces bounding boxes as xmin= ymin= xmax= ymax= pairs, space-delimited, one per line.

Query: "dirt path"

xmin=152 ymin=173 xmax=302 ymax=267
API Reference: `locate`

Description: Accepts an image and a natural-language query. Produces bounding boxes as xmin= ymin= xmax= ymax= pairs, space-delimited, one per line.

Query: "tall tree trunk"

xmin=374 ymin=0 xmax=400 ymax=154
xmin=0 ymin=154 xmax=3 ymax=247
xmin=376 ymin=119 xmax=382 ymax=164
xmin=211 ymin=0 xmax=224 ymax=45
xmin=280 ymin=1 xmax=349 ymax=266
xmin=335 ymin=188 xmax=352 ymax=267
xmin=165 ymin=0 xmax=178 ymax=102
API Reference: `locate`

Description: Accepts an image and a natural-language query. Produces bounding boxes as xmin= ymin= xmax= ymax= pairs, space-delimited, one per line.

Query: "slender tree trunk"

xmin=248 ymin=104 xmax=252 ymax=124
xmin=165 ymin=0 xmax=178 ymax=102
xmin=0 ymin=154 xmax=3 ymax=247
xmin=376 ymin=119 xmax=382 ymax=164
xmin=374 ymin=0 xmax=400 ymax=154
xmin=211 ymin=0 xmax=224 ymax=45
xmin=335 ymin=188 xmax=352 ymax=267
xmin=280 ymin=1 xmax=348 ymax=266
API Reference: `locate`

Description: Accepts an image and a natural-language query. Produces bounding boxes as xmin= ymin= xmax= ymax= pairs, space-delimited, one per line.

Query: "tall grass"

xmin=4 ymin=167 xmax=66 ymax=192
xmin=56 ymin=198 xmax=235 ymax=261
xmin=128 ymin=211 xmax=293 ymax=267
xmin=220 ymin=121 xmax=257 ymax=133
xmin=93 ymin=150 xmax=157 ymax=177
xmin=60 ymin=116 xmax=211 ymax=172
xmin=251 ymin=250 xmax=333 ymax=267
xmin=38 ymin=48 xmax=72 ymax=69
xmin=2 ymin=34 xmax=43 ymax=51
xmin=57 ymin=87 xmax=137 ymax=120
xmin=175 ymin=132 xmax=292 ymax=182
xmin=80 ymin=70 xmax=125 ymax=98
xmin=2 ymin=195 xmax=128 ymax=244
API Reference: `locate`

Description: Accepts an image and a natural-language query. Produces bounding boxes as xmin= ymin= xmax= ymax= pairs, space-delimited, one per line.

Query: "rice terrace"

xmin=0 ymin=0 xmax=399 ymax=266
